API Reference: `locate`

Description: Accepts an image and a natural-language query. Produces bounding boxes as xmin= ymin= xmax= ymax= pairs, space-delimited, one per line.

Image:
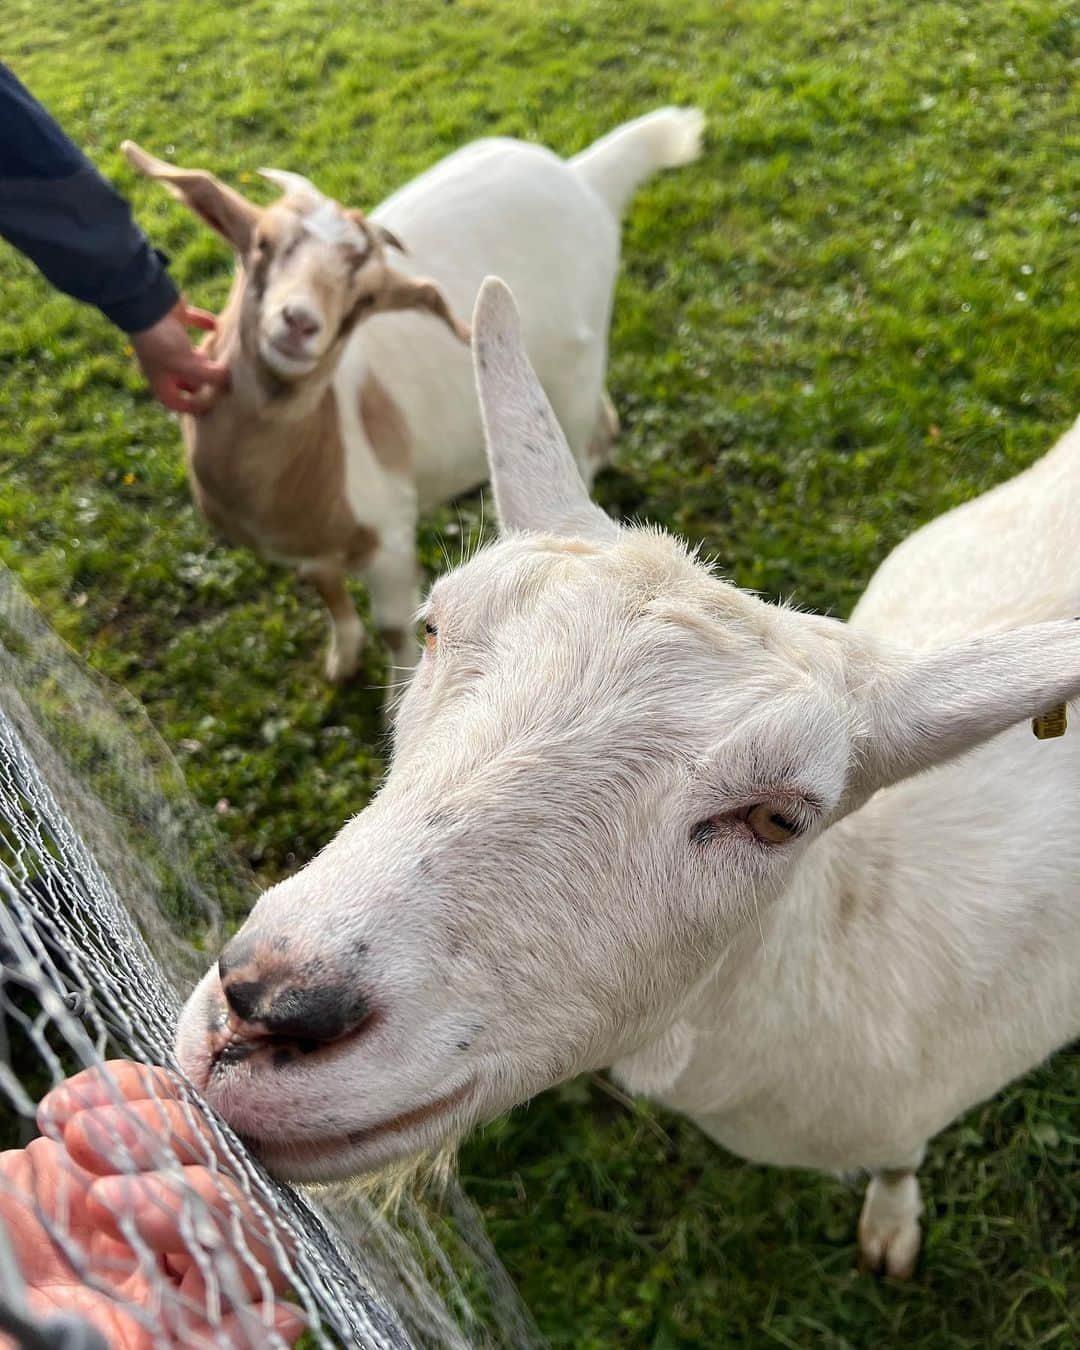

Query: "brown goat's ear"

xmin=376 ymin=269 xmax=470 ymax=343
xmin=345 ymin=211 xmax=408 ymax=255
xmin=374 ymin=223 xmax=408 ymax=254
xmin=121 ymin=141 xmax=260 ymax=252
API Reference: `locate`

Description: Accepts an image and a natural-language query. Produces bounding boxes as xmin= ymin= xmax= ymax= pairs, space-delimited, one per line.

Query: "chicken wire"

xmin=0 ymin=566 xmax=541 ymax=1350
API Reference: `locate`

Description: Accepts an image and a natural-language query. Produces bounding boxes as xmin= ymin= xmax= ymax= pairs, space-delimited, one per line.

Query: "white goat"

xmin=123 ymin=108 xmax=704 ymax=684
xmin=176 ymin=279 xmax=1080 ymax=1280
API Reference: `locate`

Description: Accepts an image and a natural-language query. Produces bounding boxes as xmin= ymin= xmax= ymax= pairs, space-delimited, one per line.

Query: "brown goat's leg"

xmin=303 ymin=562 xmax=364 ymax=683
xmin=362 ymin=538 xmax=421 ymax=712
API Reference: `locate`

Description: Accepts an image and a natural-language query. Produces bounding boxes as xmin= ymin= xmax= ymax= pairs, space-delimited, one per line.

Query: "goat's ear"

xmin=122 ymin=141 xmax=260 ymax=252
xmin=345 ymin=211 xmax=408 ymax=254
xmin=472 ymin=276 xmax=617 ymax=541
xmin=375 ymin=223 xmax=408 ymax=254
xmin=842 ymin=620 xmax=1080 ymax=810
xmin=375 ymin=269 xmax=471 ymax=343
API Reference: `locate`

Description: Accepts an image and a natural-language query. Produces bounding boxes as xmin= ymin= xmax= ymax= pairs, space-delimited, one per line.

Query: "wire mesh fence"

xmin=0 ymin=566 xmax=540 ymax=1349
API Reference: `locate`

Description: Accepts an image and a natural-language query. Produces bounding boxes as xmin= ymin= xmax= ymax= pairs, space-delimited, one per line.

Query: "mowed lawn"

xmin=1 ymin=0 xmax=1078 ymax=1345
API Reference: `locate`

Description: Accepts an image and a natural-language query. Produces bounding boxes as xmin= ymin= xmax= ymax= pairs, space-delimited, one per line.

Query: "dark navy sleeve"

xmin=0 ymin=63 xmax=178 ymax=332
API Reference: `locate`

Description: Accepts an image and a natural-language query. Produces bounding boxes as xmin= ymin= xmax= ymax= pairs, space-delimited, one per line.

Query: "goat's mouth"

xmin=237 ymin=1078 xmax=477 ymax=1180
xmin=206 ymin=1020 xmax=371 ymax=1081
xmin=260 ymin=335 xmax=322 ymax=378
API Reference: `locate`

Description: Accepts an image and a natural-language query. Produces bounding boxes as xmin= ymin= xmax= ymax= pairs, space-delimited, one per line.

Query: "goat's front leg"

xmin=857 ymin=1153 xmax=925 ymax=1279
xmin=301 ymin=561 xmax=364 ymax=683
xmin=362 ymin=527 xmax=421 ymax=708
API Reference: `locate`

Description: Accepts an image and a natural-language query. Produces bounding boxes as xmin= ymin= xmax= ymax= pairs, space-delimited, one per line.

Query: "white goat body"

xmin=614 ymin=415 xmax=1080 ymax=1271
xmin=175 ymin=280 xmax=1079 ymax=1283
xmin=362 ymin=109 xmax=704 ymax=513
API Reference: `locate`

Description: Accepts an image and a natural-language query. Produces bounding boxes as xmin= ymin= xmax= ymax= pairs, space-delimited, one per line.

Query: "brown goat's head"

xmin=122 ymin=142 xmax=468 ymax=384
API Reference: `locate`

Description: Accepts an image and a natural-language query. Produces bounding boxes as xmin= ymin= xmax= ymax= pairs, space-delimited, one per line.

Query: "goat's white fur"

xmin=350 ymin=106 xmax=703 ymax=518
xmin=259 ymin=169 xmax=369 ymax=249
xmin=177 ymin=277 xmax=1079 ymax=1282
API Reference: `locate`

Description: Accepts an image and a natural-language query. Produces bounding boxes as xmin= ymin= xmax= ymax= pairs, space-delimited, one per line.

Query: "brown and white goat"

xmin=124 ymin=107 xmax=704 ymax=685
xmin=123 ymin=142 xmax=467 ymax=682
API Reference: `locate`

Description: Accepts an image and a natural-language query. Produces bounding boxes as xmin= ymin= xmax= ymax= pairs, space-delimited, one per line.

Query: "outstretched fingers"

xmin=63 ymin=1098 xmax=220 ymax=1175
xmin=37 ymin=1059 xmax=177 ymax=1131
xmin=85 ymin=1163 xmax=297 ymax=1297
xmin=178 ymin=301 xmax=218 ymax=332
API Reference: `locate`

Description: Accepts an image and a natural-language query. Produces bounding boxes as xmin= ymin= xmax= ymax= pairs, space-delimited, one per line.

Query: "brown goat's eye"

xmin=423 ymin=620 xmax=438 ymax=652
xmin=745 ymin=803 xmax=801 ymax=844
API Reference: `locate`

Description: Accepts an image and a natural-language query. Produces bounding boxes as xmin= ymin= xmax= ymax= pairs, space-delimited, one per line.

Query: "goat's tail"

xmin=570 ymin=106 xmax=705 ymax=219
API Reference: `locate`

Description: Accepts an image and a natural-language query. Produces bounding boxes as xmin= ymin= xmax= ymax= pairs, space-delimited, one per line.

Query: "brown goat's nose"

xmin=281 ymin=303 xmax=321 ymax=338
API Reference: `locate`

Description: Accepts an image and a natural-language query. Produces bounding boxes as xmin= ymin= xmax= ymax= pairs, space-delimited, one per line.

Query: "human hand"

xmin=0 ymin=1060 xmax=304 ymax=1349
xmin=130 ymin=300 xmax=230 ymax=414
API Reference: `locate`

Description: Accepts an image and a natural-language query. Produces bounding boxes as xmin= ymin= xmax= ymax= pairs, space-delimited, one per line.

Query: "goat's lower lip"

xmin=261 ymin=339 xmax=319 ymax=374
xmin=239 ymin=1078 xmax=475 ymax=1164
xmin=270 ymin=336 xmax=313 ymax=357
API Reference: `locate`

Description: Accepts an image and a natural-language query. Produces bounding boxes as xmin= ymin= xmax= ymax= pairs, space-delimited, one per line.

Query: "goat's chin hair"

xmin=304 ymin=1142 xmax=461 ymax=1220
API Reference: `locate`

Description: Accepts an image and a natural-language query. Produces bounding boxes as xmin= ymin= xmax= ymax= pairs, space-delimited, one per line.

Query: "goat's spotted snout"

xmin=215 ymin=933 xmax=370 ymax=1056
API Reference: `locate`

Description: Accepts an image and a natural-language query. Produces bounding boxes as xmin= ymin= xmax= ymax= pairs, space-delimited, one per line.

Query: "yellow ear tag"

xmin=1032 ymin=704 xmax=1067 ymax=739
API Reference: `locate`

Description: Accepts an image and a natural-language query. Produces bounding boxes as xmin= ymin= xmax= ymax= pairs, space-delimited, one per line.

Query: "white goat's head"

xmin=122 ymin=142 xmax=468 ymax=385
xmin=176 ymin=278 xmax=1080 ymax=1180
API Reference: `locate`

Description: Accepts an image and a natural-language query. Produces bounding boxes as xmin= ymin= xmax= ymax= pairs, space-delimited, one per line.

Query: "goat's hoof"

xmin=326 ymin=658 xmax=359 ymax=684
xmin=377 ymin=630 xmax=419 ymax=681
xmin=857 ymin=1170 xmax=922 ymax=1279
xmin=857 ymin=1215 xmax=921 ymax=1279
xmin=857 ymin=1223 xmax=920 ymax=1279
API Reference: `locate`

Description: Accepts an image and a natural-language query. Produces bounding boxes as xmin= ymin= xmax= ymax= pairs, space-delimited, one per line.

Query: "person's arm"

xmin=0 ymin=62 xmax=178 ymax=333
xmin=0 ymin=63 xmax=228 ymax=411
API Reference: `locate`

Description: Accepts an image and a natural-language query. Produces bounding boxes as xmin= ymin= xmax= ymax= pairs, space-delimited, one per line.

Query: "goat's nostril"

xmin=219 ymin=970 xmax=369 ymax=1044
xmin=221 ymin=978 xmax=265 ymax=1024
xmin=216 ymin=1040 xmax=256 ymax=1066
xmin=261 ymin=985 xmax=369 ymax=1045
xmin=282 ymin=304 xmax=321 ymax=338
xmin=215 ymin=940 xmax=371 ymax=1059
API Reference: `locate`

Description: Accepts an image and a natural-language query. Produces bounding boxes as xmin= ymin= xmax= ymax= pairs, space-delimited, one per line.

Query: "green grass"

xmin=1 ymin=0 xmax=1078 ymax=1344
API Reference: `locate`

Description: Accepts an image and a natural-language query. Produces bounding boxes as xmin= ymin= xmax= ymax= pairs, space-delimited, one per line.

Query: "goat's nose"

xmin=281 ymin=302 xmax=322 ymax=338
xmin=218 ymin=945 xmax=369 ymax=1047
xmin=223 ymin=980 xmax=365 ymax=1043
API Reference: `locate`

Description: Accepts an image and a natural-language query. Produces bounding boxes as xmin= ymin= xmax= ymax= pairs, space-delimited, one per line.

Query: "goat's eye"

xmin=422 ymin=620 xmax=438 ymax=652
xmin=745 ymin=803 xmax=801 ymax=844
xmin=691 ymin=801 xmax=807 ymax=850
